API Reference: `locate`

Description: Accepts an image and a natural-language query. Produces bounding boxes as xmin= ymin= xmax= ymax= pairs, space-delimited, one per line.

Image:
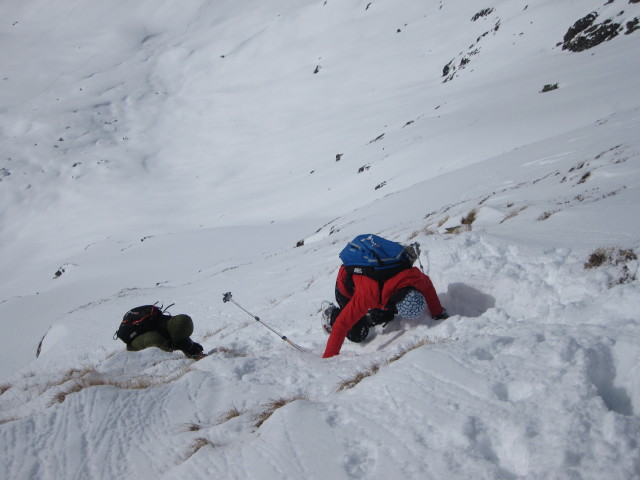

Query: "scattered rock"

xmin=368 ymin=133 xmax=385 ymax=144
xmin=443 ymin=10 xmax=500 ymax=82
xmin=626 ymin=17 xmax=640 ymax=34
xmin=53 ymin=263 xmax=77 ymax=279
xmin=471 ymin=8 xmax=494 ymax=21
xmin=540 ymin=83 xmax=559 ymax=93
xmin=36 ymin=333 xmax=46 ymax=358
xmin=577 ymin=171 xmax=591 ymax=184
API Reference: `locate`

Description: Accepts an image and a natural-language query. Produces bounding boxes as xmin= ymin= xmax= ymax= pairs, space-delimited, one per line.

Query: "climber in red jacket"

xmin=322 ymin=265 xmax=448 ymax=358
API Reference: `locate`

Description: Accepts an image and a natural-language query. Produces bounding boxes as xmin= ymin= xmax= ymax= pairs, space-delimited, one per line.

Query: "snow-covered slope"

xmin=1 ymin=1 xmax=640 ymax=479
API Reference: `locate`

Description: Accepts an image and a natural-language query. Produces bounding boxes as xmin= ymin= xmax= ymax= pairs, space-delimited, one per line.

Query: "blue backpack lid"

xmin=339 ymin=234 xmax=406 ymax=269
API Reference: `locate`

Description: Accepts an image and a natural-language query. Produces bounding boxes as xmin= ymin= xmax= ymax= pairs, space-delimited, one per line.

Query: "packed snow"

xmin=1 ymin=0 xmax=640 ymax=479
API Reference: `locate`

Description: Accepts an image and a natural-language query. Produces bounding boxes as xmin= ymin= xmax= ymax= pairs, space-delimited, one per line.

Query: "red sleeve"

xmin=323 ymin=275 xmax=378 ymax=358
xmin=381 ymin=267 xmax=444 ymax=317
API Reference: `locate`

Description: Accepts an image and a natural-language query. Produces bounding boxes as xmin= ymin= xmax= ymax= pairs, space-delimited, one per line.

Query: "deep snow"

xmin=1 ymin=1 xmax=640 ymax=479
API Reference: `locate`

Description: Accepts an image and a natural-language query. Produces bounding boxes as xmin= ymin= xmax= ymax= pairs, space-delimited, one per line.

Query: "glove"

xmin=366 ymin=308 xmax=395 ymax=326
xmin=433 ymin=309 xmax=449 ymax=321
xmin=185 ymin=341 xmax=204 ymax=358
xmin=175 ymin=338 xmax=204 ymax=358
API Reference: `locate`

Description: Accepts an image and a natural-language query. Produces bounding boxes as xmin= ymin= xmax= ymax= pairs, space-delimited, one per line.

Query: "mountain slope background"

xmin=1 ymin=1 xmax=640 ymax=479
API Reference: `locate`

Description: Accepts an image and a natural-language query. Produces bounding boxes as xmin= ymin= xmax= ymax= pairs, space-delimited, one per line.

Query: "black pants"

xmin=333 ymin=286 xmax=412 ymax=342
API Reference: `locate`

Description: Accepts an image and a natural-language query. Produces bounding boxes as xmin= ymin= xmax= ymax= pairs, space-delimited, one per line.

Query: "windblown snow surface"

xmin=1 ymin=1 xmax=640 ymax=479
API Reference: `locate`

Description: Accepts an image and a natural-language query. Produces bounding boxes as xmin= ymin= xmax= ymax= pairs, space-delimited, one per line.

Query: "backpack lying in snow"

xmin=339 ymin=234 xmax=418 ymax=282
xmin=114 ymin=304 xmax=171 ymax=345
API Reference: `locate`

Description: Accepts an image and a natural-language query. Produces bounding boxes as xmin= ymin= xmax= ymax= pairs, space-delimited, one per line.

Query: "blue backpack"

xmin=339 ymin=234 xmax=415 ymax=281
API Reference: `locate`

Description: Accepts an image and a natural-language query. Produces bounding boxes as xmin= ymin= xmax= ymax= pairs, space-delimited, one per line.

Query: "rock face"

xmin=562 ymin=12 xmax=622 ymax=52
xmin=442 ymin=8 xmax=500 ymax=83
xmin=561 ymin=7 xmax=640 ymax=53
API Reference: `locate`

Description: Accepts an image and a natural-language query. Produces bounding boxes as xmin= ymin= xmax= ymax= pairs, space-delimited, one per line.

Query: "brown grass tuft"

xmin=210 ymin=346 xmax=248 ymax=357
xmin=335 ymin=337 xmax=451 ymax=393
xmin=202 ymin=326 xmax=226 ymax=340
xmin=584 ymin=247 xmax=637 ymax=285
xmin=585 ymin=247 xmax=611 ymax=269
xmin=183 ymin=437 xmax=217 ymax=460
xmin=461 ymin=208 xmax=478 ymax=225
xmin=219 ymin=404 xmax=245 ymax=424
xmin=584 ymin=247 xmax=637 ymax=269
xmin=254 ymin=394 xmax=308 ymax=428
xmin=335 ymin=363 xmax=381 ymax=392
xmin=49 ymin=365 xmax=192 ymax=405
xmin=387 ymin=338 xmax=437 ymax=363
xmin=500 ymin=206 xmax=528 ymax=224
xmin=537 ymin=210 xmax=556 ymax=221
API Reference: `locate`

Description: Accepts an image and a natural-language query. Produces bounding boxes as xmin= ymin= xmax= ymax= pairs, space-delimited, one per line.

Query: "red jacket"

xmin=323 ymin=266 xmax=444 ymax=358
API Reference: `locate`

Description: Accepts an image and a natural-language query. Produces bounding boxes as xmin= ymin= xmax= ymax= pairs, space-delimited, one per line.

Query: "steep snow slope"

xmin=1 ymin=0 xmax=640 ymax=479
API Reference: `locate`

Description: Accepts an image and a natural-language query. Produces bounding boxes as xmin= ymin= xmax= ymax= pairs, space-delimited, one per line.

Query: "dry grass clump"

xmin=218 ymin=404 xmax=245 ymax=424
xmin=209 ymin=346 xmax=248 ymax=357
xmin=386 ymin=337 xmax=438 ymax=363
xmin=500 ymin=206 xmax=528 ymax=224
xmin=584 ymin=247 xmax=637 ymax=269
xmin=461 ymin=208 xmax=478 ymax=226
xmin=445 ymin=209 xmax=478 ymax=235
xmin=335 ymin=336 xmax=450 ymax=392
xmin=584 ymin=247 xmax=637 ymax=285
xmin=183 ymin=437 xmax=217 ymax=460
xmin=585 ymin=247 xmax=612 ymax=269
xmin=254 ymin=394 xmax=308 ymax=428
xmin=537 ymin=210 xmax=556 ymax=221
xmin=182 ymin=423 xmax=203 ymax=432
xmin=53 ymin=381 xmax=84 ymax=404
xmin=202 ymin=326 xmax=226 ymax=341
xmin=335 ymin=362 xmax=381 ymax=392
xmin=50 ymin=365 xmax=191 ymax=405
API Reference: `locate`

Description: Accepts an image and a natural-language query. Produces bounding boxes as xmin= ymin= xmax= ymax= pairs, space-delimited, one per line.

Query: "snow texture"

xmin=1 ymin=0 xmax=640 ymax=479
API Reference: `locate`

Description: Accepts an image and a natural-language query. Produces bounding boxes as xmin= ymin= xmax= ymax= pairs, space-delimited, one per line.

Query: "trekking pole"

xmin=222 ymin=292 xmax=305 ymax=352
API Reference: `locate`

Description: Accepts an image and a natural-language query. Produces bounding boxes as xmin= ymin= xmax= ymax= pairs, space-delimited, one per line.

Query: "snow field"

xmin=2 ymin=0 xmax=640 ymax=478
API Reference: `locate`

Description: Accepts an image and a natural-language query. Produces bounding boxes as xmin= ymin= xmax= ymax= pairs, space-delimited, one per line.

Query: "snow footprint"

xmin=584 ymin=343 xmax=634 ymax=416
xmin=342 ymin=439 xmax=376 ymax=479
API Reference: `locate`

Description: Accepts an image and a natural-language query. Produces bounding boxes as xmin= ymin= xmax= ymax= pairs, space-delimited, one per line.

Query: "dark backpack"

xmin=114 ymin=304 xmax=171 ymax=345
xmin=339 ymin=234 xmax=417 ymax=282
